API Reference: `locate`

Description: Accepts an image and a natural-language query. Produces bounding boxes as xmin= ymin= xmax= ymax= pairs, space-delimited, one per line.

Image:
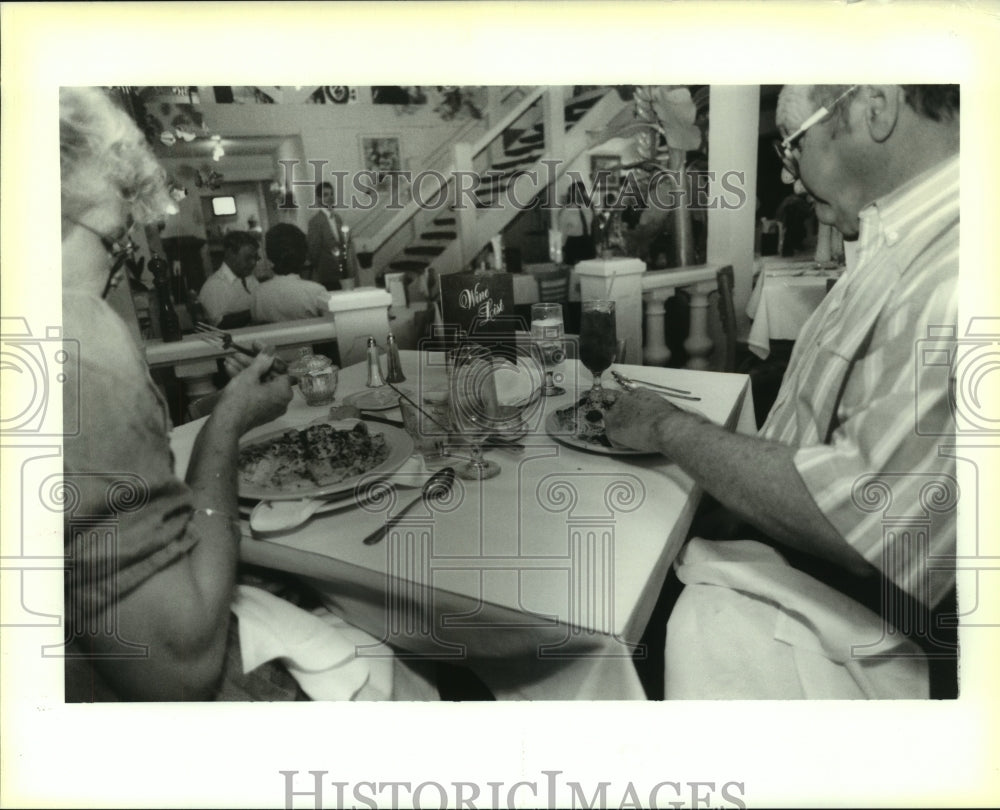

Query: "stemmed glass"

xmin=530 ymin=302 xmax=566 ymax=397
xmin=579 ymin=300 xmax=617 ymax=401
xmin=449 ymin=343 xmax=541 ymax=481
xmin=449 ymin=344 xmax=504 ymax=480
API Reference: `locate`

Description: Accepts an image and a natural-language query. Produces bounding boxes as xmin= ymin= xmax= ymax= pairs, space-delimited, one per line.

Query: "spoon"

xmin=362 ymin=466 xmax=456 ymax=546
xmin=249 ymin=456 xmax=430 ymax=534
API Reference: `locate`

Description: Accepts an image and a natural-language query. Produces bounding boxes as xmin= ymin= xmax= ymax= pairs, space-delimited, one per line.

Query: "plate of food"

xmin=545 ymin=388 xmax=658 ymax=455
xmin=238 ymin=419 xmax=414 ymax=501
xmin=341 ymin=385 xmax=412 ymax=412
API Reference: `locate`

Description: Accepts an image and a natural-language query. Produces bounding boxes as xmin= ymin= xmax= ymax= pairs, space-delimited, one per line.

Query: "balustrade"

xmin=573 ymin=258 xmax=724 ymax=370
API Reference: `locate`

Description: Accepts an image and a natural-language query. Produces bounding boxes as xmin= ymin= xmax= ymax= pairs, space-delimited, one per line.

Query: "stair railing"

xmin=357 ymin=87 xmax=546 ymax=276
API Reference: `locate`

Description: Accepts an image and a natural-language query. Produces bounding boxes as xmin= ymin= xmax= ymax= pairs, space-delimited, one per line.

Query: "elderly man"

xmin=605 ymin=85 xmax=959 ymax=699
xmin=198 ymin=230 xmax=260 ymax=326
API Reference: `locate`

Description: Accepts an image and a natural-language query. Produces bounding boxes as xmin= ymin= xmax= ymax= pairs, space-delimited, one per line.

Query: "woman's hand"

xmin=221 ymin=340 xmax=276 ymax=379
xmin=215 ymin=351 xmax=292 ymax=435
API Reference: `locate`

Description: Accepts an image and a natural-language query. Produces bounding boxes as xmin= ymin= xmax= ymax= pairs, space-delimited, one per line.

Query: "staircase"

xmin=358 ymin=87 xmax=627 ymax=283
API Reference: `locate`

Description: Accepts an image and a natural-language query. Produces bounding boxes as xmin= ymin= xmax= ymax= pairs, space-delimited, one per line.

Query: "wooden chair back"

xmin=534 ymin=265 xmax=571 ymax=303
xmin=715 ymin=265 xmax=737 ymax=373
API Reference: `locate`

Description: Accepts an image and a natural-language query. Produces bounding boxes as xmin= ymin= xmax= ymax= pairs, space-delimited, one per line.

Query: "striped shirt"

xmin=760 ymin=153 xmax=959 ymax=607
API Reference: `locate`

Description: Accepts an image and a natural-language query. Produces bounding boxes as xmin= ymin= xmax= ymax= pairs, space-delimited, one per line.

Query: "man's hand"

xmin=604 ymin=388 xmax=684 ymax=452
xmin=215 ymin=351 xmax=292 ymax=435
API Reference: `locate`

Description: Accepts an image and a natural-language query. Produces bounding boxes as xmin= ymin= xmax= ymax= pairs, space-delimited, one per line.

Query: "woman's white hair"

xmin=60 ymin=86 xmax=173 ymax=232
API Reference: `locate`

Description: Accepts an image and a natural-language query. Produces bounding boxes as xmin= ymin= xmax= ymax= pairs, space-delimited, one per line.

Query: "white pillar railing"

xmin=641 ymin=264 xmax=722 ymax=369
xmin=572 ymin=259 xmax=722 ymax=369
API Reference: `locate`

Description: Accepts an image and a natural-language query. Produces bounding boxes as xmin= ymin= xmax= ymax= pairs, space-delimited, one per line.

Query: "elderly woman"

xmin=61 ymin=87 xmax=295 ymax=700
xmin=61 ymin=87 xmax=450 ymax=703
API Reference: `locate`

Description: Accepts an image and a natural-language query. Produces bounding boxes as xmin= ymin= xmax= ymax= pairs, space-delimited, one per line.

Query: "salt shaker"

xmin=385 ymin=332 xmax=406 ymax=383
xmin=366 ymin=336 xmax=386 ymax=388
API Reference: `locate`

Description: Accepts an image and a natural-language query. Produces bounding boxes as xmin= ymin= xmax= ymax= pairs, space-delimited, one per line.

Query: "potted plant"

xmin=588 ymin=85 xmax=708 ymax=269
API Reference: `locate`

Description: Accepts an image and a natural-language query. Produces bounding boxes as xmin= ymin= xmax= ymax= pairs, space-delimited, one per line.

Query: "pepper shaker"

xmin=385 ymin=332 xmax=406 ymax=383
xmin=366 ymin=336 xmax=386 ymax=388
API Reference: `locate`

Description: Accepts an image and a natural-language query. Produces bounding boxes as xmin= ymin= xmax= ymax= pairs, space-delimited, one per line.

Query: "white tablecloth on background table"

xmin=746 ymin=261 xmax=842 ymax=359
xmin=171 ymin=351 xmax=755 ymax=700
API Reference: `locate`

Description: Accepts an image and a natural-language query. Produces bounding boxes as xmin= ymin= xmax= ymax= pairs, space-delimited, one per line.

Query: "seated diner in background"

xmin=250 ymin=223 xmax=332 ymax=323
xmin=605 ymin=84 xmax=960 ymax=699
xmin=59 ymin=86 xmax=439 ymax=702
xmin=197 ymin=230 xmax=260 ymax=326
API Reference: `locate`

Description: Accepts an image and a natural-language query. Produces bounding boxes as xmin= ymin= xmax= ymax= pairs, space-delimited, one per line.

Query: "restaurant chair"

xmin=535 ymin=265 xmax=571 ymax=303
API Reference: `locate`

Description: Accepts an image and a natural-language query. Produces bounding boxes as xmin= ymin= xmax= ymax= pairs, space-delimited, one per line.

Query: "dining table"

xmin=745 ymin=259 xmax=843 ymax=360
xmin=169 ymin=349 xmax=756 ymax=700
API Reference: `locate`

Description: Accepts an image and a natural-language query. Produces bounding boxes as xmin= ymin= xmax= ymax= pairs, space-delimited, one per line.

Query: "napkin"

xmin=232 ymin=585 xmax=397 ymax=700
xmin=665 ymin=538 xmax=929 ymax=699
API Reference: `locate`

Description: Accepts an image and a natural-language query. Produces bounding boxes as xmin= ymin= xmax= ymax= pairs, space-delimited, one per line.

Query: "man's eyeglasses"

xmin=773 ymin=85 xmax=859 ymax=182
xmin=68 ymin=218 xmax=138 ymax=299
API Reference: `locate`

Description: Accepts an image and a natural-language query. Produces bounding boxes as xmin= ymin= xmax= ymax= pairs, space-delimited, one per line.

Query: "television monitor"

xmin=211 ymin=196 xmax=237 ymax=216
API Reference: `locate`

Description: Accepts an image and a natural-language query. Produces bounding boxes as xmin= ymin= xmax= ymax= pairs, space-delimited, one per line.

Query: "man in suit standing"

xmin=306 ymin=181 xmax=360 ymax=291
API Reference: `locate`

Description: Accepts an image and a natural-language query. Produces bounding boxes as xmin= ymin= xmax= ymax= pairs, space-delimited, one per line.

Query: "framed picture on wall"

xmin=360 ymin=135 xmax=402 ymax=184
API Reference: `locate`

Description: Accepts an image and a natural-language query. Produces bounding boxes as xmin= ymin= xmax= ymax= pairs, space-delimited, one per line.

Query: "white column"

xmin=575 ymin=257 xmax=645 ymax=365
xmin=682 ymin=280 xmax=717 ymax=370
xmin=542 ymin=86 xmax=567 ymax=241
xmin=642 ymin=288 xmax=674 ymax=367
xmin=452 ymin=141 xmax=476 ymax=270
xmin=707 ymin=85 xmax=759 ymax=338
xmin=327 ymin=288 xmax=393 ymax=367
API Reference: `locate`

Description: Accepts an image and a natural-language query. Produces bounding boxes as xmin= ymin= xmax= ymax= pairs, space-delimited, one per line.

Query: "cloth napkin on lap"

xmin=232 ymin=585 xmax=436 ymax=701
xmin=665 ymin=538 xmax=929 ymax=699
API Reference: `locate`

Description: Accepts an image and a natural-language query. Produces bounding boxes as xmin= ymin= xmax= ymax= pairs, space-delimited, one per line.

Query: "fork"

xmin=194 ymin=323 xmax=288 ymax=373
xmin=611 ymin=370 xmax=701 ymax=401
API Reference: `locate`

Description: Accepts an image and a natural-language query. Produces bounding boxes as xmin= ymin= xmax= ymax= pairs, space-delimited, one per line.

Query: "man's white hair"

xmin=775 ymin=85 xmax=817 ymax=136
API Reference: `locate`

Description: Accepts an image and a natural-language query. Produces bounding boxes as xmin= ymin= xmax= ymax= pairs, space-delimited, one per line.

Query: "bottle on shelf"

xmin=149 ymin=253 xmax=182 ymax=342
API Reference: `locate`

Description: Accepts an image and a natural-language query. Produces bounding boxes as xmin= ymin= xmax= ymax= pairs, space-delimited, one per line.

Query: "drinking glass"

xmin=579 ymin=300 xmax=617 ymax=397
xmin=530 ymin=302 xmax=566 ymax=396
xmin=398 ymin=396 xmax=450 ymax=468
xmin=449 ymin=344 xmax=502 ymax=480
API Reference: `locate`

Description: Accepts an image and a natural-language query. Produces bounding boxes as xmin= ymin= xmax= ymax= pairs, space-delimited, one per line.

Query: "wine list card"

xmin=438 ymin=271 xmax=522 ymax=360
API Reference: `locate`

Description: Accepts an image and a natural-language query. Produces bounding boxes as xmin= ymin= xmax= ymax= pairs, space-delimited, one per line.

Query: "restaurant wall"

xmin=194 ymin=90 xmax=486 ymax=229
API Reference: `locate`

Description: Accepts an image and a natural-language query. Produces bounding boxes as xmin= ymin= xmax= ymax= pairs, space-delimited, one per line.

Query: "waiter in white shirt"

xmin=198 ymin=230 xmax=260 ymax=326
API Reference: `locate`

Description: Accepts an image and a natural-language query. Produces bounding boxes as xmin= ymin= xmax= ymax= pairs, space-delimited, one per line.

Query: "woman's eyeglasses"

xmin=68 ymin=218 xmax=138 ymax=299
xmin=773 ymin=85 xmax=859 ymax=182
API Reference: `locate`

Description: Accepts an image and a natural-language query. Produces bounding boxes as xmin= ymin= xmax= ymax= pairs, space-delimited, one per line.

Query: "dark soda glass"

xmin=579 ymin=300 xmax=616 ymax=390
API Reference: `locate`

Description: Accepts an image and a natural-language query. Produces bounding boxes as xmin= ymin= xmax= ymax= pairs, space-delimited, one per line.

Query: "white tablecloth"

xmin=170 ymin=351 xmax=755 ymax=700
xmin=746 ymin=260 xmax=842 ymax=359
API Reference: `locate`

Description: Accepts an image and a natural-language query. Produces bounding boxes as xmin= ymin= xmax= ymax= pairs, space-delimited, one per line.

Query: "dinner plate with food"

xmin=237 ymin=419 xmax=413 ymax=501
xmin=341 ymin=385 xmax=413 ymax=412
xmin=545 ymin=387 xmax=702 ymax=454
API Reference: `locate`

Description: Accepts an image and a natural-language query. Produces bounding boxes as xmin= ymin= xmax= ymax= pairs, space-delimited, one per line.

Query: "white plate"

xmin=238 ymin=420 xmax=414 ymax=501
xmin=341 ymin=386 xmax=412 ymax=411
xmin=544 ymin=411 xmax=653 ymax=455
